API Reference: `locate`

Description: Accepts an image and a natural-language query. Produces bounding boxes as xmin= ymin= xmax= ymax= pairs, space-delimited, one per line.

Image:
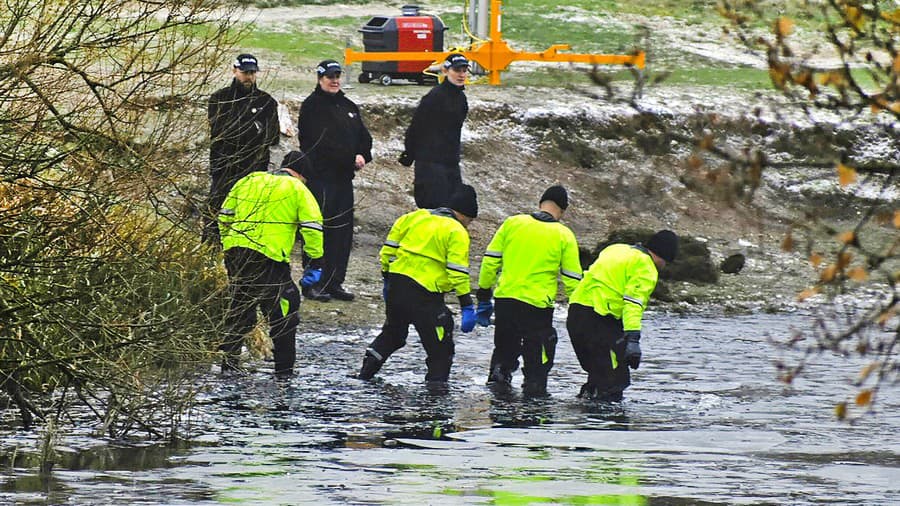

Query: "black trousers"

xmin=222 ymin=247 xmax=301 ymax=374
xmin=366 ymin=274 xmax=455 ymax=381
xmin=305 ymin=178 xmax=354 ymax=290
xmin=413 ymin=160 xmax=462 ymax=209
xmin=488 ymin=298 xmax=557 ymax=389
xmin=566 ymin=303 xmax=631 ymax=397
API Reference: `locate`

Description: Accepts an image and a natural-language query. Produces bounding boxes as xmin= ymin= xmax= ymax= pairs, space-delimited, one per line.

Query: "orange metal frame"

xmin=344 ymin=0 xmax=645 ymax=85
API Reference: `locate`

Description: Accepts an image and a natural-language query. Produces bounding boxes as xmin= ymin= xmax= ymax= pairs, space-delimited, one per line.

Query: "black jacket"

xmin=404 ymin=79 xmax=468 ymax=165
xmin=298 ymin=86 xmax=373 ymax=182
xmin=208 ymin=80 xmax=280 ymax=181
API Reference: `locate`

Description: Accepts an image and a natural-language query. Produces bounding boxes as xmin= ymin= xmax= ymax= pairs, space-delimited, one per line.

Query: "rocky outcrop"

xmin=587 ymin=228 xmax=719 ymax=285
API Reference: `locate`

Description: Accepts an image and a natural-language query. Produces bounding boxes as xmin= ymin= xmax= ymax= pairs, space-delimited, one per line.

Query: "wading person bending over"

xmin=358 ymin=185 xmax=480 ymax=382
xmin=205 ymin=53 xmax=280 ymax=244
xmin=297 ymin=59 xmax=373 ymax=303
xmin=398 ymin=53 xmax=469 ymax=209
xmin=476 ymin=185 xmax=583 ymax=395
xmin=566 ymin=230 xmax=678 ymax=401
xmin=218 ymin=163 xmax=325 ymax=377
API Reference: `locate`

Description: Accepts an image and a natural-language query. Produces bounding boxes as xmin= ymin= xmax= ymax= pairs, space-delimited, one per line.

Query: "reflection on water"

xmin=2 ymin=312 xmax=898 ymax=505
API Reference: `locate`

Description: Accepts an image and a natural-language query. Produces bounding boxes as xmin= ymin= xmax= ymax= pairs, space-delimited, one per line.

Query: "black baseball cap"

xmin=233 ymin=53 xmax=259 ymax=72
xmin=443 ymin=53 xmax=470 ymax=69
xmin=316 ymin=60 xmax=342 ymax=77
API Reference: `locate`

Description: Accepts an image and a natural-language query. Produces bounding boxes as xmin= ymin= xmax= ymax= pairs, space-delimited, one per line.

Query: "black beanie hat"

xmin=449 ymin=184 xmax=478 ymax=218
xmin=539 ymin=185 xmax=568 ymax=210
xmin=280 ymin=150 xmax=312 ymax=179
xmin=646 ymin=229 xmax=679 ymax=263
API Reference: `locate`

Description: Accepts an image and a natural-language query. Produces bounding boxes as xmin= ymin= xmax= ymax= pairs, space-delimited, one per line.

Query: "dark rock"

xmin=721 ymin=253 xmax=746 ymax=274
xmin=652 ymin=281 xmax=674 ymax=302
xmin=592 ymin=228 xmax=719 ymax=285
xmin=578 ymin=246 xmax=596 ymax=271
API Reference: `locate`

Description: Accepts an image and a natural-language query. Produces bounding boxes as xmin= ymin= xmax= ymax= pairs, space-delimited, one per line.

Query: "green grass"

xmin=662 ymin=67 xmax=771 ymax=89
xmin=503 ymin=14 xmax=639 ymax=54
xmin=241 ymin=25 xmax=342 ymax=65
xmin=230 ymin=1 xmax=842 ymax=90
xmin=306 ymin=15 xmax=369 ymax=30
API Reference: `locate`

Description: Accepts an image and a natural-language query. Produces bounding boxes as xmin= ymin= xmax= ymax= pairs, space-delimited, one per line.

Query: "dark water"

xmin=2 ymin=311 xmax=898 ymax=505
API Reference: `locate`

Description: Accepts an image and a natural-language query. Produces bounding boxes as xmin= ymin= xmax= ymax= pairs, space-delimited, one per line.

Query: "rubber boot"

xmin=522 ymin=375 xmax=548 ymax=397
xmin=486 ymin=364 xmax=512 ymax=386
xmin=577 ymin=382 xmax=596 ymax=399
xmin=358 ymin=350 xmax=383 ymax=380
xmin=221 ymin=354 xmax=241 ymax=375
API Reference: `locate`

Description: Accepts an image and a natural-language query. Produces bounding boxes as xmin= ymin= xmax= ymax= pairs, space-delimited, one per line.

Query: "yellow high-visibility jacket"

xmin=381 ymin=208 xmax=471 ymax=297
xmin=219 ymin=172 xmax=324 ymax=263
xmin=478 ymin=212 xmax=582 ymax=308
xmin=569 ymin=243 xmax=659 ymax=331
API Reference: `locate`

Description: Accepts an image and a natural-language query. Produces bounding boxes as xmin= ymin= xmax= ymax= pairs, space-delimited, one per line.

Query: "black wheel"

xmin=379 ymin=74 xmax=392 ymax=86
xmin=358 ymin=72 xmax=371 ymax=84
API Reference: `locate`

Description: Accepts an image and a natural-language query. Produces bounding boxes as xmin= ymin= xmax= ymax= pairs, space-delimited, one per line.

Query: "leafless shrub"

xmin=1 ymin=0 xmax=245 ymax=437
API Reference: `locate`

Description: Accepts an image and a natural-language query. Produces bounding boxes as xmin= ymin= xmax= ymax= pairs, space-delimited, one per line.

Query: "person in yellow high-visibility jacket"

xmin=476 ymin=185 xmax=583 ymax=395
xmin=218 ymin=159 xmax=324 ymax=377
xmin=358 ymin=185 xmax=479 ymax=382
xmin=566 ymin=230 xmax=678 ymax=401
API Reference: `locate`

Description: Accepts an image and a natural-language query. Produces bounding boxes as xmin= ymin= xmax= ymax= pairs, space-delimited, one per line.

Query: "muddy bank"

xmin=245 ymin=83 xmax=896 ymax=331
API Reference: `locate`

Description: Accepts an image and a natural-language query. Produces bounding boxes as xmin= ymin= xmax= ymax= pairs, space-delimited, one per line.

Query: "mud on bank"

xmin=226 ymin=81 xmax=894 ymax=335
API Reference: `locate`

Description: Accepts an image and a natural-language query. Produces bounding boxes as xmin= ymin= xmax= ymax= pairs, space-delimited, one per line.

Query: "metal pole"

xmin=477 ymin=0 xmax=489 ymax=39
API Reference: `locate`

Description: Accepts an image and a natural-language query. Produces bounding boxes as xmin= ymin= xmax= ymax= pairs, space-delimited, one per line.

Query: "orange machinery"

xmin=344 ymin=0 xmax=645 ymax=86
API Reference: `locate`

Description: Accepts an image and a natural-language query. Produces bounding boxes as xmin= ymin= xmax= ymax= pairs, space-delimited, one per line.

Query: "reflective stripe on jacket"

xmin=569 ymin=243 xmax=658 ymax=331
xmin=380 ymin=208 xmax=471 ymax=297
xmin=478 ymin=212 xmax=582 ymax=308
xmin=219 ymin=172 xmax=324 ymax=263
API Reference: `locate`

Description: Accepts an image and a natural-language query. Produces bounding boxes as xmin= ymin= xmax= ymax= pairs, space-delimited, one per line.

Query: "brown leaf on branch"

xmin=774 ymin=17 xmax=795 ymax=38
xmin=836 ymin=230 xmax=857 ymax=246
xmin=835 ymin=402 xmax=848 ymax=420
xmin=847 ymin=266 xmax=868 ymax=281
xmin=837 ymin=163 xmax=857 ymax=186
xmin=820 ymin=265 xmax=838 ymax=282
xmin=837 ymin=252 xmax=852 ymax=270
xmin=809 ymin=252 xmax=824 ymax=268
xmin=797 ymin=286 xmax=820 ymax=301
xmin=781 ymin=229 xmax=794 ymax=251
xmin=855 ymin=389 xmax=873 ymax=406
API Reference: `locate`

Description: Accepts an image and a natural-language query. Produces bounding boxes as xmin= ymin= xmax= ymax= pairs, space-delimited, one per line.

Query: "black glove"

xmin=398 ymin=151 xmax=413 ymax=167
xmin=623 ymin=331 xmax=641 ymax=370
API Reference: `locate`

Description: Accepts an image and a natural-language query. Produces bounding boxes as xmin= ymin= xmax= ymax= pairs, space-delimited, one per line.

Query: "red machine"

xmin=357 ymin=5 xmax=446 ymax=86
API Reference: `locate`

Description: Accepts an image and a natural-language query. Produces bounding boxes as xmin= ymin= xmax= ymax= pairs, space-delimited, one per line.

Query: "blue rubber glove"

xmin=300 ymin=267 xmax=322 ymax=288
xmin=623 ymin=331 xmax=642 ymax=370
xmin=475 ymin=300 xmax=493 ymax=326
xmin=460 ymin=305 xmax=476 ymax=333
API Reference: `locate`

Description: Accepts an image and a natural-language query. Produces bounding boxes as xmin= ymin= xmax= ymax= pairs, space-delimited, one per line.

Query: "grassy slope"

xmin=236 ymin=0 xmax=814 ymax=90
xmin=236 ymin=0 xmax=837 ymax=90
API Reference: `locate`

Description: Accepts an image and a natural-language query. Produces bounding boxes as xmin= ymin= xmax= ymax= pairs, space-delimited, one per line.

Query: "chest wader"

xmin=566 ymin=303 xmax=630 ymax=401
xmin=221 ymin=248 xmax=301 ymax=376
xmin=359 ymin=274 xmax=456 ymax=381
xmin=487 ymin=298 xmax=557 ymax=395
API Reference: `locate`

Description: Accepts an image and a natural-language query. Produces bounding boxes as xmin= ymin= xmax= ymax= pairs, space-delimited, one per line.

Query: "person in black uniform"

xmin=297 ymin=59 xmax=373 ymax=302
xmin=205 ymin=53 xmax=280 ymax=244
xmin=399 ymin=53 xmax=469 ymax=209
